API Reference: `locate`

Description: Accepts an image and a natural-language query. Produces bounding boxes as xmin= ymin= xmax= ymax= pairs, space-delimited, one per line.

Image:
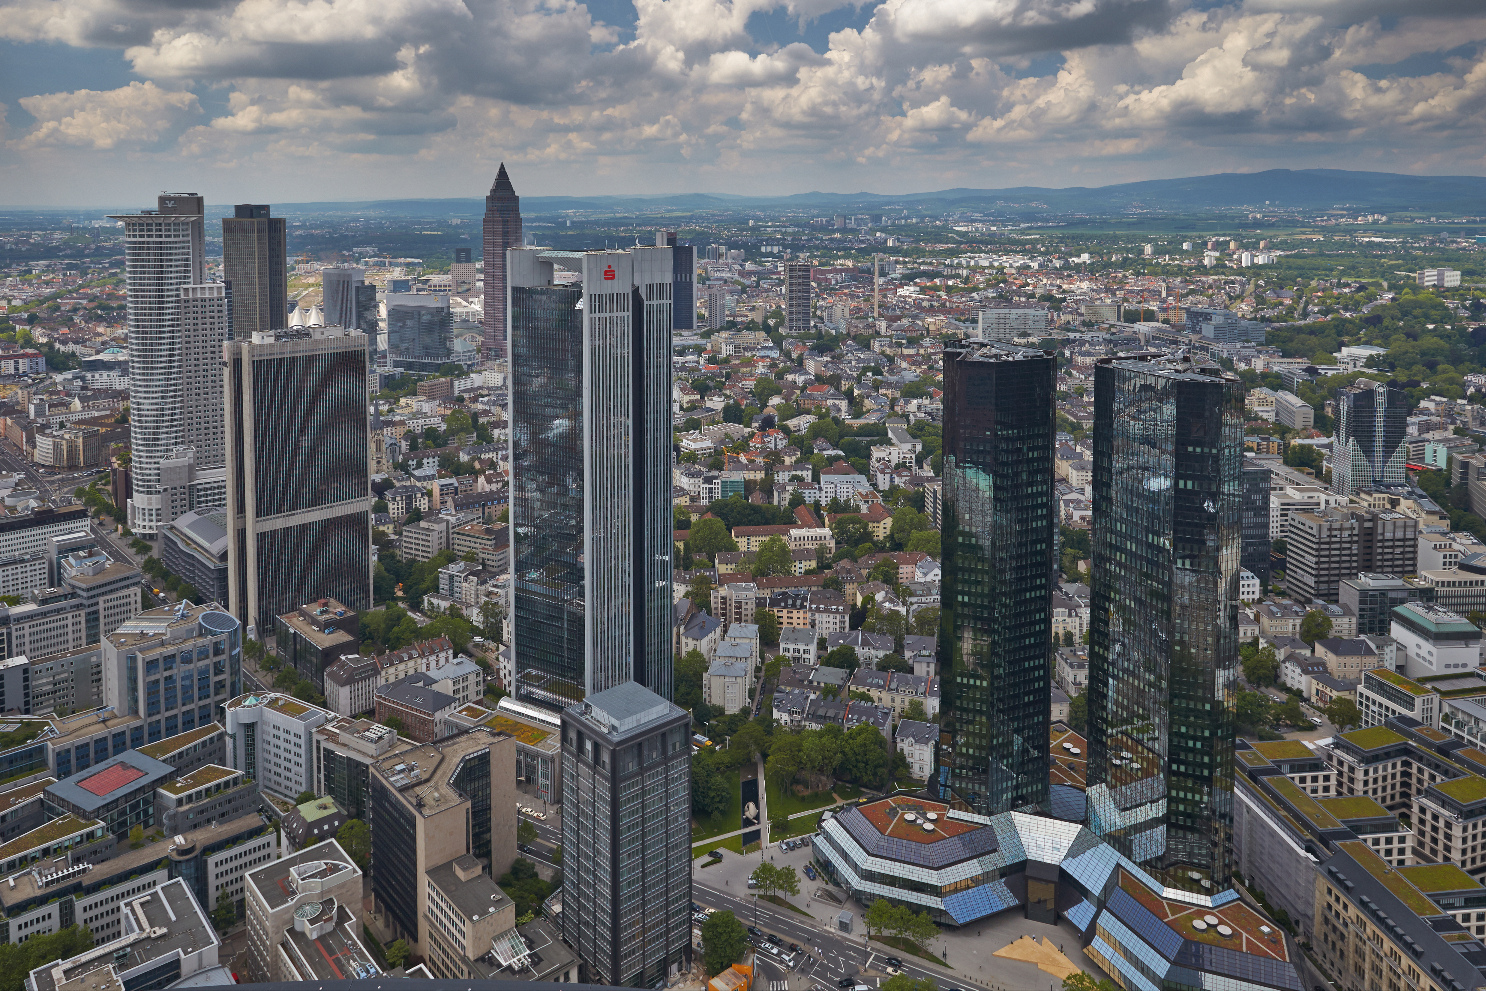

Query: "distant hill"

xmin=269 ymin=169 xmax=1486 ymax=218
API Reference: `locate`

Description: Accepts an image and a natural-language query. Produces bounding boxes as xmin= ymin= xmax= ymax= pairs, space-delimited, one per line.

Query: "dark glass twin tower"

xmin=940 ymin=346 xmax=1242 ymax=894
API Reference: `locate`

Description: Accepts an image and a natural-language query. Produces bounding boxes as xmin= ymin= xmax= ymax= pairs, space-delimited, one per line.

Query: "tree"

xmin=1325 ymin=697 xmax=1362 ymax=731
xmin=755 ymin=535 xmax=792 ymax=577
xmin=831 ymin=515 xmax=871 ymax=549
xmin=518 ymin=818 xmax=539 ymax=846
xmin=1299 ymin=610 xmax=1334 ymax=646
xmin=385 ymin=939 xmax=411 ymax=969
xmin=294 ymin=790 xmax=316 ymax=805
xmin=1235 ymin=690 xmax=1273 ymax=732
xmin=901 ymin=699 xmax=928 ymax=722
xmin=1063 ymin=974 xmax=1120 ymax=991
xmin=889 ymin=507 xmax=932 ymax=549
xmin=731 ymin=720 xmax=770 ymax=762
xmin=774 ymin=864 xmax=801 ymax=897
xmin=1069 ymin=689 xmax=1088 ymax=731
xmin=911 ymin=607 xmax=940 ymax=638
xmin=337 ymin=819 xmax=371 ymax=871
xmin=1275 ymin=696 xmax=1308 ymax=727
xmin=864 ymin=608 xmax=908 ymax=653
xmin=1242 ymin=644 xmax=1279 ymax=686
xmin=751 ymin=862 xmax=782 ymax=898
xmin=676 ymin=648 xmax=709 ymax=711
xmin=701 ymin=910 xmax=748 ymax=975
xmin=877 ymin=652 xmax=909 ymax=673
xmin=129 ymin=824 xmax=144 ymax=849
xmin=837 ymin=724 xmax=890 ymax=788
xmin=754 ymin=607 xmax=781 ymax=647
xmin=905 ymin=530 xmax=940 ymax=557
xmin=212 ymin=884 xmax=236 ymax=932
xmin=687 ymin=572 xmax=715 ymax=606
xmin=690 ymin=517 xmax=738 ymax=563
xmin=384 ymin=716 xmax=405 ymax=734
xmin=822 ymin=645 xmax=859 ymax=673
xmin=891 ymin=904 xmax=939 ymax=948
xmin=864 ymin=898 xmax=896 ymax=939
xmin=692 ymin=752 xmax=732 ymax=818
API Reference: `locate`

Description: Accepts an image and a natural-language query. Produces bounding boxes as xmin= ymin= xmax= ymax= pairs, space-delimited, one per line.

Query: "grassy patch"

xmin=742 ymin=841 xmax=761 ymax=855
xmin=767 ymin=775 xmax=858 ymax=821
xmin=695 ymin=833 xmax=745 ymax=855
xmin=870 ymin=935 xmax=945 ymax=967
xmin=692 ymin=766 xmax=743 ymax=842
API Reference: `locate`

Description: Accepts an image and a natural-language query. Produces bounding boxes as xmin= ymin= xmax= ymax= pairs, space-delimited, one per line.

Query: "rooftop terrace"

xmin=857 ymin=796 xmax=978 ymax=844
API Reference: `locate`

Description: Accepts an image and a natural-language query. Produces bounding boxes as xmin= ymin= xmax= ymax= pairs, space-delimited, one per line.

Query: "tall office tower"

xmin=110 ymin=194 xmax=207 ymax=535
xmin=225 ymin=327 xmax=372 ymax=638
xmin=784 ymin=260 xmax=812 ymax=333
xmin=180 ymin=284 xmax=229 ymax=475
xmin=1333 ymin=378 xmax=1408 ymax=496
xmin=321 ymin=265 xmax=364 ymax=330
xmin=482 ymin=163 xmax=522 ymax=358
xmin=1240 ymin=457 xmax=1272 ymax=588
xmin=560 ymin=683 xmax=691 ymax=987
xmin=222 ymin=204 xmax=288 ymax=336
xmin=386 ymin=293 xmax=452 ymax=371
xmin=1087 ymin=351 xmax=1243 ymax=895
xmin=507 ymin=247 xmax=673 ymax=709
xmin=938 ymin=343 xmax=1056 ymax=814
xmin=656 ymin=231 xmax=694 ymax=331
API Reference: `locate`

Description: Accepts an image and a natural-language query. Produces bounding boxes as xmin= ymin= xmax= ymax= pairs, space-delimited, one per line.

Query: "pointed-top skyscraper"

xmin=482 ymin=164 xmax=522 ymax=359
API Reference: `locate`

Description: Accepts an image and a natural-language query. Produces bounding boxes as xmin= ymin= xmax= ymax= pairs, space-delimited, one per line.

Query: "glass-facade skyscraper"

xmin=482 ymin=164 xmax=522 ymax=359
xmin=1333 ymin=378 xmax=1408 ymax=496
xmin=508 ymin=247 xmax=674 ymax=709
xmin=1087 ymin=351 xmax=1243 ymax=895
xmin=225 ymin=327 xmax=372 ymax=643
xmin=938 ymin=342 xmax=1056 ymax=814
xmin=222 ymin=204 xmax=288 ymax=336
xmin=386 ymin=293 xmax=452 ymax=371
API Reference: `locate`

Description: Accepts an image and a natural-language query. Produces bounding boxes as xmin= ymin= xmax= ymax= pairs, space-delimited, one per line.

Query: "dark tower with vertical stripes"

xmin=482 ymin=164 xmax=522 ymax=359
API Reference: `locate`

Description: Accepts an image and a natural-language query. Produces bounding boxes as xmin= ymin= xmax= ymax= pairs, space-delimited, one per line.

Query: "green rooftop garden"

xmin=1316 ymin=796 xmax=1391 ymax=821
xmin=1398 ymin=863 xmax=1482 ymax=894
xmin=1341 ymin=726 xmax=1409 ymax=750
xmin=1434 ymin=773 xmax=1486 ymax=805
xmin=1337 ymin=840 xmax=1441 ymax=917
xmin=1268 ymin=776 xmax=1342 ymax=830
xmin=1368 ymin=669 xmax=1431 ymax=696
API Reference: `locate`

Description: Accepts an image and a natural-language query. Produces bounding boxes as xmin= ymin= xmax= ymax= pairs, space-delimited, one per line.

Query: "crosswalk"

xmin=770 ymin=981 xmax=788 ymax=991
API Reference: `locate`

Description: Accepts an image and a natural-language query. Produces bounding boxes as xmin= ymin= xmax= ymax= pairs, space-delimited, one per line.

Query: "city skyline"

xmin=0 ymin=3 xmax=1481 ymax=205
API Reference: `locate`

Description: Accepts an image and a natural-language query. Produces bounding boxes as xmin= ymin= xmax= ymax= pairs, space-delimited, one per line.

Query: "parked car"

xmin=767 ymin=934 xmax=781 ymax=946
xmin=885 ymin=957 xmax=903 ymax=968
xmin=748 ymin=927 xmax=764 ymax=938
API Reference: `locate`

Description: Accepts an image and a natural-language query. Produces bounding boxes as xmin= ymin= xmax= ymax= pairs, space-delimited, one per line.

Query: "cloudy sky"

xmin=0 ymin=0 xmax=1482 ymax=206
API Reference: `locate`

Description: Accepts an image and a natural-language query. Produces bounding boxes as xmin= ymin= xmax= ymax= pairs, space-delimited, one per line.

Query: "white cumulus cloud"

xmin=17 ymin=81 xmax=200 ymax=149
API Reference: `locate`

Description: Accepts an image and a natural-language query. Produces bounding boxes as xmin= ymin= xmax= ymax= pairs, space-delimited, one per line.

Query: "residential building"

xmin=784 ymin=261 xmax=811 ymax=334
xmin=369 ymin=728 xmax=518 ymax=959
xmin=1312 ymin=638 xmax=1382 ymax=681
xmin=938 ymin=342 xmax=1055 ymax=814
xmin=508 ymin=247 xmax=674 ymax=708
xmin=977 ymin=305 xmax=1048 ymax=341
xmin=452 ymin=521 xmax=510 ymax=572
xmin=560 ymin=682 xmax=691 ymax=986
xmin=279 ymin=796 xmax=347 ymax=851
xmin=102 ymin=601 xmax=241 ymax=744
xmin=894 ymin=720 xmax=937 ymax=780
xmin=401 ymin=516 xmax=452 ymax=561
xmin=778 ymin=626 xmax=816 ymax=664
xmin=375 ymin=673 xmax=459 ymax=742
xmin=483 ymin=163 xmax=522 ymax=358
xmin=224 ymin=691 xmax=334 ymax=799
xmin=225 ymin=327 xmax=372 ymax=636
xmin=1418 ymin=268 xmax=1463 ymax=288
xmin=1088 ymin=351 xmax=1242 ymax=894
xmin=704 ymin=659 xmax=750 ymax=714
xmin=1333 ymin=378 xmax=1409 ymax=496
xmin=110 ymin=194 xmax=210 ymax=534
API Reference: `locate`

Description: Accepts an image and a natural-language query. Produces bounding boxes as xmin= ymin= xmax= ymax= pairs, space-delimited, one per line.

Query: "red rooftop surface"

xmin=77 ymin=762 xmax=147 ymax=796
xmin=857 ymin=796 xmax=979 ymax=844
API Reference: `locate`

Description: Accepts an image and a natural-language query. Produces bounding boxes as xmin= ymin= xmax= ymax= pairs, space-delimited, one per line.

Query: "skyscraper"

xmin=179 ymin=284 xmax=229 ymax=474
xmin=1241 ymin=457 xmax=1272 ymax=588
xmin=110 ymin=194 xmax=218 ymax=534
xmin=938 ymin=343 xmax=1056 ymax=814
xmin=482 ymin=164 xmax=522 ymax=359
xmin=321 ymin=265 xmax=364 ymax=331
xmin=450 ymin=247 xmax=477 ymax=294
xmin=656 ymin=231 xmax=694 ymax=331
xmin=225 ymin=327 xmax=372 ymax=640
xmin=784 ymin=260 xmax=811 ymax=333
xmin=560 ymin=682 xmax=691 ymax=987
xmin=222 ymin=204 xmax=288 ymax=336
xmin=1333 ymin=378 xmax=1408 ymax=496
xmin=507 ymin=247 xmax=673 ymax=709
xmin=385 ymin=293 xmax=452 ymax=371
xmin=1087 ymin=351 xmax=1243 ymax=895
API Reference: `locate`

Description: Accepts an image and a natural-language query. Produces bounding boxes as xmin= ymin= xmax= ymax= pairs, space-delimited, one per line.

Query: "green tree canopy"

xmin=701 ymin=910 xmax=748 ymax=975
xmin=337 ymin=819 xmax=371 ymax=870
xmin=690 ymin=517 xmax=739 ymax=563
xmin=1299 ymin=610 xmax=1334 ymax=646
xmin=754 ymin=535 xmax=793 ymax=577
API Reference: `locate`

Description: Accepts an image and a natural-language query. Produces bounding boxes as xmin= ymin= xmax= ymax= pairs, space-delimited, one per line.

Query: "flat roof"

xmin=1116 ymin=869 xmax=1288 ymax=963
xmin=1367 ymin=669 xmax=1431 ymax=696
xmin=244 ymin=839 xmax=358 ymax=912
xmin=137 ymin=722 xmax=222 ymax=760
xmin=370 ymin=729 xmax=504 ymax=817
xmin=1339 ymin=725 xmax=1410 ymax=750
xmin=47 ymin=750 xmax=175 ymax=812
xmin=157 ymin=764 xmax=239 ymax=797
xmin=1397 ymin=863 xmax=1483 ymax=895
xmin=1434 ymin=774 xmax=1486 ymax=805
xmin=1251 ymin=740 xmax=1317 ymax=761
xmin=858 ymin=796 xmax=978 ymax=845
xmin=1316 ymin=795 xmax=1392 ymax=822
xmin=281 ymin=903 xmax=380 ymax=981
xmin=426 ymin=856 xmax=513 ymax=921
xmin=0 ymin=777 xmax=54 ymax=812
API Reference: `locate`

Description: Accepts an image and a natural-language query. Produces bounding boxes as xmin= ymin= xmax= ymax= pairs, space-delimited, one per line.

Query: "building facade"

xmin=784 ymin=261 xmax=811 ymax=334
xmin=1088 ymin=351 xmax=1243 ymax=895
xmin=483 ymin=164 xmax=522 ymax=359
xmin=507 ymin=247 xmax=673 ymax=709
xmin=102 ymin=601 xmax=241 ymax=745
xmin=386 ymin=293 xmax=452 ymax=370
xmin=938 ymin=342 xmax=1055 ymax=814
xmin=560 ymin=682 xmax=691 ymax=986
xmin=222 ymin=204 xmax=288 ymax=336
xmin=1334 ymin=378 xmax=1408 ymax=496
xmin=225 ymin=327 xmax=371 ymax=636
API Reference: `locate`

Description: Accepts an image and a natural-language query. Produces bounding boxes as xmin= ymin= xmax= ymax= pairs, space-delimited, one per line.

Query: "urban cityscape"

xmin=2 ymin=7 xmax=1486 ymax=986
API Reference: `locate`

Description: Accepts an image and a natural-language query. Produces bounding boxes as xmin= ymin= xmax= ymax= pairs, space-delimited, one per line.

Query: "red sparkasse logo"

xmin=603 ymin=265 xmax=616 ymax=281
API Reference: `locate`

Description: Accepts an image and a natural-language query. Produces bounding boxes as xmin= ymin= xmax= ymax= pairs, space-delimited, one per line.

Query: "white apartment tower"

xmin=110 ymin=194 xmax=227 ymax=533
